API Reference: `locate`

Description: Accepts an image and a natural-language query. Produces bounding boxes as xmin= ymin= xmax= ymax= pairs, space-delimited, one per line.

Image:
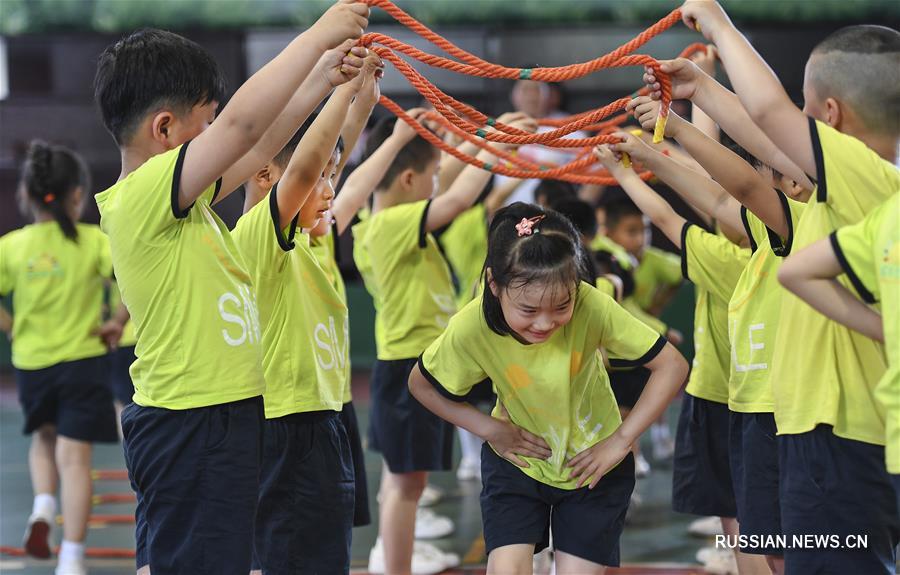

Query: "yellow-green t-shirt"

xmin=352 ymin=200 xmax=457 ymax=360
xmin=232 ymin=189 xmax=348 ymax=418
xmin=0 ymin=223 xmax=111 ymax=369
xmin=728 ymin=192 xmax=806 ymax=413
xmin=109 ymin=281 xmax=137 ymax=348
xmin=310 ymin=228 xmax=353 ymax=404
xmin=681 ymin=224 xmax=750 ymax=404
xmin=590 ymin=234 xmax=635 ymax=271
xmin=833 ymin=192 xmax=900 ymax=470
xmin=633 ymin=246 xmax=682 ymax=311
xmin=420 ymin=282 xmax=665 ymax=489
xmin=772 ymin=119 xmax=899 ymax=444
xmin=95 ymin=142 xmax=265 ymax=410
xmin=439 ymin=203 xmax=488 ymax=309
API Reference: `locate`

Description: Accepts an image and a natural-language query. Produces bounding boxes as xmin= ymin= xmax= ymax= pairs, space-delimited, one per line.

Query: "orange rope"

xmin=360 ymin=0 xmax=699 ymax=184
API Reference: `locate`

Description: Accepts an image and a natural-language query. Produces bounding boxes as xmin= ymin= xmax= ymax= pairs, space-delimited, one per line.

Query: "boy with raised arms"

xmin=234 ymin=53 xmax=383 ymax=574
xmin=92 ymin=2 xmax=369 ymax=572
xmin=648 ymin=2 xmax=900 ymax=570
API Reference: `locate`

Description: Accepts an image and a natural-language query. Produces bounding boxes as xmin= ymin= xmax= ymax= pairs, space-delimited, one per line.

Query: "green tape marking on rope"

xmin=483 ymin=162 xmax=494 ymax=171
xmin=476 ymin=128 xmax=487 ymax=138
xmin=519 ymin=68 xmax=533 ymax=80
xmin=486 ymin=117 xmax=496 ymax=127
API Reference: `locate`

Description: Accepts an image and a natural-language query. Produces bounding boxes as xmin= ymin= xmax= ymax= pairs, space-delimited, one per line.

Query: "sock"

xmin=58 ymin=540 xmax=84 ymax=564
xmin=32 ymin=493 xmax=56 ymax=520
xmin=651 ymin=422 xmax=669 ymax=443
xmin=457 ymin=427 xmax=482 ymax=463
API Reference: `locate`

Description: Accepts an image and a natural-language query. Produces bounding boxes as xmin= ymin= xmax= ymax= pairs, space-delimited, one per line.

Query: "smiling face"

xmin=298 ymin=149 xmax=340 ymax=229
xmin=495 ymin=279 xmax=576 ymax=344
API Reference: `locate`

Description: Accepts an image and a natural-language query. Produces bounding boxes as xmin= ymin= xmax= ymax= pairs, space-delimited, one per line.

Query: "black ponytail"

xmin=482 ymin=202 xmax=587 ymax=336
xmin=20 ymin=140 xmax=90 ymax=242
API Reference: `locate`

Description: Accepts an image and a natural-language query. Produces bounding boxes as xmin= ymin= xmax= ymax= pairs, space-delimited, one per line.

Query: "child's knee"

xmin=389 ymin=472 xmax=427 ymax=500
xmin=55 ymin=437 xmax=92 ymax=468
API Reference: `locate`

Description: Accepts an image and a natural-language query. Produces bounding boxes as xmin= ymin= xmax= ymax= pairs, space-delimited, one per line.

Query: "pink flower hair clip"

xmin=515 ymin=215 xmax=545 ymax=237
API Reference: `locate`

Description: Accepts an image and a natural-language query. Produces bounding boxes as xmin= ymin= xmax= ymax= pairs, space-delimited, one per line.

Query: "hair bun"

xmin=25 ymin=140 xmax=53 ymax=197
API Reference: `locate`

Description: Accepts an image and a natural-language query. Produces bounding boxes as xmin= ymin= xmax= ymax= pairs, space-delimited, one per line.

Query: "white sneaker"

xmin=696 ymin=546 xmax=716 ymax=563
xmin=367 ymin=539 xmax=460 ymax=574
xmin=55 ymin=558 xmax=87 ymax=575
xmin=700 ymin=547 xmax=738 ymax=575
xmin=456 ymin=457 xmax=481 ymax=481
xmin=415 ymin=508 xmax=454 ymax=539
xmin=688 ymin=516 xmax=724 ymax=537
xmin=23 ymin=513 xmax=53 ymax=559
xmin=418 ymin=484 xmax=444 ymax=507
xmin=635 ymin=452 xmax=651 ymax=478
xmin=651 ymin=428 xmax=675 ymax=460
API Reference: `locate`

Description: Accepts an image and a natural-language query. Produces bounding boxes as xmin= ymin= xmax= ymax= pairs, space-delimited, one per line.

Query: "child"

xmin=353 ymin=111 xmax=535 ymax=575
xmin=778 ymin=191 xmax=899 ymax=508
xmin=92 ymin=3 xmax=369 ymax=571
xmin=408 ymin=203 xmax=689 ymax=575
xmin=659 ymin=4 xmax=900 ymax=570
xmin=594 ymin=141 xmax=767 ymax=575
xmin=306 ymin=55 xmax=389 ymax=532
xmin=233 ymin=53 xmax=378 ymax=572
xmin=618 ymin=97 xmax=808 ymax=572
xmin=0 ymin=141 xmax=120 ymax=575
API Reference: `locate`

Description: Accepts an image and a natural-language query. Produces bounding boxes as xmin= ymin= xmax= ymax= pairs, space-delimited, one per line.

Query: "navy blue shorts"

xmin=778 ymin=425 xmax=900 ymax=574
xmin=253 ymin=410 xmax=355 ymax=574
xmin=728 ymin=411 xmax=783 ymax=555
xmin=340 ymin=400 xmax=371 ymax=527
xmin=672 ymin=394 xmax=735 ymax=518
xmin=480 ymin=444 xmax=634 ymax=567
xmin=893 ymin=475 xmax=900 ymax=515
xmin=16 ymin=355 xmax=118 ymax=443
xmin=108 ymin=345 xmax=136 ymax=405
xmin=608 ymin=367 xmax=649 ymax=409
xmin=368 ymin=358 xmax=454 ymax=473
xmin=122 ymin=396 xmax=263 ymax=573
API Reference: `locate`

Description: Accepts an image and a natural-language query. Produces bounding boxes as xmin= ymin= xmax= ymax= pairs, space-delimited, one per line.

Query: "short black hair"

xmin=552 ymin=198 xmax=598 ymax=239
xmin=720 ymin=132 xmax=782 ymax=181
xmin=19 ymin=140 xmax=90 ymax=242
xmin=809 ymin=25 xmax=900 ymax=135
xmin=364 ymin=116 xmax=438 ymax=190
xmin=597 ymin=189 xmax=642 ymax=231
xmin=272 ymin=113 xmax=345 ymax=171
xmin=94 ymin=28 xmax=227 ymax=145
xmin=534 ymin=179 xmax=577 ymax=209
xmin=482 ymin=202 xmax=587 ymax=336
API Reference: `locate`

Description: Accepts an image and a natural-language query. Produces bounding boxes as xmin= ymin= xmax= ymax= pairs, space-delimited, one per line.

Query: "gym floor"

xmin=0 ymin=371 xmax=709 ymax=574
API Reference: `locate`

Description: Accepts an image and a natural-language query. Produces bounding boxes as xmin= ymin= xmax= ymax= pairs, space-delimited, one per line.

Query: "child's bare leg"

xmin=721 ymin=517 xmax=770 ymax=574
xmin=29 ymin=424 xmax=59 ymax=496
xmin=765 ymin=555 xmax=784 ymax=575
xmin=379 ymin=462 xmax=427 ymax=575
xmin=55 ymin=436 xmax=92 ymax=543
xmin=555 ymin=550 xmax=606 ymax=575
xmin=487 ymin=544 xmax=535 ymax=575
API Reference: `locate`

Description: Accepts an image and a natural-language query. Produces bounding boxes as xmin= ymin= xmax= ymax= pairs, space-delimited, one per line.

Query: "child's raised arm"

xmin=425 ymin=113 xmax=537 ymax=232
xmin=594 ymin=145 xmax=687 ymax=249
xmin=275 ymin=78 xmax=358 ymax=226
xmin=643 ymin=58 xmax=812 ymax=190
xmin=179 ymin=0 xmax=369 ymax=210
xmin=331 ymin=108 xmax=429 ymax=234
xmin=333 ymin=56 xmax=385 ymax=183
xmin=677 ymin=0 xmax=815 ymax=178
xmin=778 ymin=239 xmax=884 ymax=342
xmin=219 ymin=42 xmax=369 ymax=205
xmin=631 ymin=97 xmax=791 ymax=238
xmin=606 ymin=130 xmax=746 ymax=240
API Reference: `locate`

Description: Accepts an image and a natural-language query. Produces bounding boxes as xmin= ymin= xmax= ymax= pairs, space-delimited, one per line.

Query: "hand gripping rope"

xmin=359 ymin=0 xmax=707 ymax=185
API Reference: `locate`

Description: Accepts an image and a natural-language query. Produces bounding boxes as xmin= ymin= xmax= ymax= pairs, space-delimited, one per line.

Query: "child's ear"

xmin=486 ymin=267 xmax=499 ymax=297
xmin=254 ymin=165 xmax=273 ymax=189
xmin=400 ymin=168 xmax=416 ymax=191
xmin=150 ymin=111 xmax=177 ymax=147
xmin=824 ymin=97 xmax=842 ymax=130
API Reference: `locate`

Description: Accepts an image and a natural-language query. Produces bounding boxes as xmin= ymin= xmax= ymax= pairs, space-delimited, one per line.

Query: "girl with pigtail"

xmin=409 ymin=202 xmax=689 ymax=574
xmin=0 ymin=141 xmax=123 ymax=575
